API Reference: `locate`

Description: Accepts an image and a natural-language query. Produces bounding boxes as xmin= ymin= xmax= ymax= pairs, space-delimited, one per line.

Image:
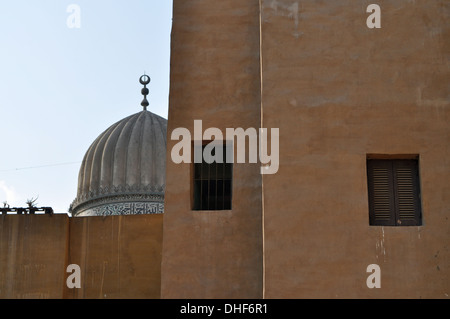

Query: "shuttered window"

xmin=367 ymin=159 xmax=422 ymax=226
xmin=193 ymin=143 xmax=232 ymax=210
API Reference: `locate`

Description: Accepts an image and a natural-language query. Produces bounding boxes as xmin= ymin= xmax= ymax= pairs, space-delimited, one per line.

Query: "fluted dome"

xmin=70 ymin=110 xmax=167 ymax=216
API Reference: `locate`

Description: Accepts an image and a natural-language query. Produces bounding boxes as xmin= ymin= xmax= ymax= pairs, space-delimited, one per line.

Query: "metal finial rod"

xmin=139 ymin=74 xmax=151 ymax=111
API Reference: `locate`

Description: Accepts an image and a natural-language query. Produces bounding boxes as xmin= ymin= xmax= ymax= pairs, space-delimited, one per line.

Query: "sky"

xmin=0 ymin=1 xmax=173 ymax=214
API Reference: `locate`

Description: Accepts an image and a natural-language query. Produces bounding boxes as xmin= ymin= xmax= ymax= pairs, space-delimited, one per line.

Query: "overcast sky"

xmin=0 ymin=1 xmax=173 ymax=214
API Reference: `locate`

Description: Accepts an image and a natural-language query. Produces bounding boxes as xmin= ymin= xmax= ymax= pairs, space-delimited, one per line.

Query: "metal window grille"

xmin=193 ymin=143 xmax=232 ymax=210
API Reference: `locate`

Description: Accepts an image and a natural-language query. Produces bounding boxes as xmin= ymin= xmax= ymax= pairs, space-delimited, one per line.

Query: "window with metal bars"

xmin=367 ymin=158 xmax=422 ymax=226
xmin=193 ymin=143 xmax=232 ymax=210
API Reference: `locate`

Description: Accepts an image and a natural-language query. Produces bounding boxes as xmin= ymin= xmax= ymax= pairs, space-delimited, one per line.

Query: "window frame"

xmin=366 ymin=156 xmax=422 ymax=226
xmin=192 ymin=140 xmax=233 ymax=211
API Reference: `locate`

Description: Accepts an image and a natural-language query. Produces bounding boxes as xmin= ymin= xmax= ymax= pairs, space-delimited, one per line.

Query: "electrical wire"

xmin=0 ymin=161 xmax=81 ymax=172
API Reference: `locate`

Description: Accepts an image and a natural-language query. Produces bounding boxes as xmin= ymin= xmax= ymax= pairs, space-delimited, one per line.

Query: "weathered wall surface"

xmin=261 ymin=0 xmax=449 ymax=298
xmin=0 ymin=214 xmax=69 ymax=298
xmin=161 ymin=0 xmax=263 ymax=298
xmin=66 ymin=214 xmax=163 ymax=299
xmin=0 ymin=214 xmax=162 ymax=299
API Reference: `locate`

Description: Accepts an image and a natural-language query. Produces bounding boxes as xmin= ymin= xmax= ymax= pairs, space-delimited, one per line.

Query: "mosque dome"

xmin=70 ymin=76 xmax=167 ymax=217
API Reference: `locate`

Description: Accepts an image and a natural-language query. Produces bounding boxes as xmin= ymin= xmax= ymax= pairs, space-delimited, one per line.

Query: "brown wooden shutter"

xmin=367 ymin=159 xmax=422 ymax=226
xmin=367 ymin=160 xmax=396 ymax=226
xmin=393 ymin=160 xmax=422 ymax=226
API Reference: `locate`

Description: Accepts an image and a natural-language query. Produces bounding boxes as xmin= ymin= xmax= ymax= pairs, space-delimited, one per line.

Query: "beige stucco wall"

xmin=0 ymin=214 xmax=69 ymax=298
xmin=0 ymin=214 xmax=162 ymax=299
xmin=162 ymin=0 xmax=448 ymax=298
xmin=161 ymin=0 xmax=264 ymax=298
xmin=66 ymin=214 xmax=163 ymax=299
xmin=261 ymin=0 xmax=449 ymax=298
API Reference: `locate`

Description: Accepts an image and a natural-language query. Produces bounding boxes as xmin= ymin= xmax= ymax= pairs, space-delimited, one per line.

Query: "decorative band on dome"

xmin=70 ymin=192 xmax=164 ymax=216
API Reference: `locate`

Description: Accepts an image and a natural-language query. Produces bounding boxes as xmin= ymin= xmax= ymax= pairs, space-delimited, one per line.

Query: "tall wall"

xmin=163 ymin=0 xmax=449 ymax=298
xmin=261 ymin=0 xmax=449 ymax=298
xmin=0 ymin=214 xmax=69 ymax=298
xmin=0 ymin=214 xmax=162 ymax=299
xmin=161 ymin=0 xmax=264 ymax=298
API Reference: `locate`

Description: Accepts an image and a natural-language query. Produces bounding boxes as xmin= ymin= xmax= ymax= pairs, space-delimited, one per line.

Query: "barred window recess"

xmin=367 ymin=159 xmax=422 ymax=226
xmin=193 ymin=143 xmax=232 ymax=210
